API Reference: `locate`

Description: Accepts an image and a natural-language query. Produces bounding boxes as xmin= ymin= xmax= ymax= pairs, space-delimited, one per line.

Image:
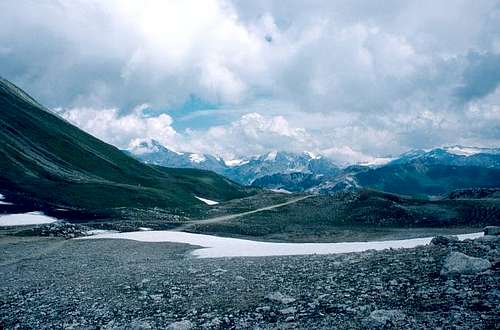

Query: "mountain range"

xmin=127 ymin=140 xmax=500 ymax=196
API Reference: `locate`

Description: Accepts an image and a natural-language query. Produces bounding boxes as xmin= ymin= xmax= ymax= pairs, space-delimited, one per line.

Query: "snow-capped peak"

xmin=304 ymin=151 xmax=321 ymax=159
xmin=127 ymin=138 xmax=162 ymax=155
xmin=265 ymin=151 xmax=278 ymax=161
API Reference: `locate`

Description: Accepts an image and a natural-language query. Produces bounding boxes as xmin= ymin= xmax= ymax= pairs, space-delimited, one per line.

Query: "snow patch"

xmin=269 ymin=188 xmax=292 ymax=194
xmin=81 ymin=231 xmax=483 ymax=258
xmin=265 ymin=151 xmax=277 ymax=161
xmin=189 ymin=153 xmax=206 ymax=163
xmin=0 ymin=212 xmax=58 ymax=226
xmin=139 ymin=227 xmax=152 ymax=231
xmin=359 ymin=157 xmax=394 ymax=166
xmin=224 ymin=159 xmax=249 ymax=167
xmin=195 ymin=196 xmax=219 ymax=205
xmin=304 ymin=151 xmax=321 ymax=159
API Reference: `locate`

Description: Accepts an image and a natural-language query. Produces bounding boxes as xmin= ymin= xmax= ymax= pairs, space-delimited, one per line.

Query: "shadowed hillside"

xmin=0 ymin=78 xmax=252 ymax=219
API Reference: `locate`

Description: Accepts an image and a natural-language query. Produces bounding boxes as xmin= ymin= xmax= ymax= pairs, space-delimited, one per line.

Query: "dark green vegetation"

xmin=0 ymin=78 xmax=253 ymax=220
xmin=190 ymin=189 xmax=500 ymax=242
xmin=355 ymin=163 xmax=500 ymax=196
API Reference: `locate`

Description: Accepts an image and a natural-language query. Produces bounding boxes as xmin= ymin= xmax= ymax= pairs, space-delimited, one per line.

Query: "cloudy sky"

xmin=1 ymin=0 xmax=499 ymax=163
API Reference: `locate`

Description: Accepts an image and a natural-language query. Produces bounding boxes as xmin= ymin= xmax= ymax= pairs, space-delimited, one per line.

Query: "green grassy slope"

xmin=0 ymin=78 xmax=251 ymax=215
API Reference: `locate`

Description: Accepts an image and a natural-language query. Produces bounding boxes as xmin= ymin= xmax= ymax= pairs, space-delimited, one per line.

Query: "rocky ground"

xmin=0 ymin=232 xmax=499 ymax=329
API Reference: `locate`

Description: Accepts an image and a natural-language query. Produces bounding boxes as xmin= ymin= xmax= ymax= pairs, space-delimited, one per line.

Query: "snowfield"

xmin=81 ymin=230 xmax=484 ymax=258
xmin=0 ymin=212 xmax=58 ymax=226
xmin=195 ymin=196 xmax=219 ymax=205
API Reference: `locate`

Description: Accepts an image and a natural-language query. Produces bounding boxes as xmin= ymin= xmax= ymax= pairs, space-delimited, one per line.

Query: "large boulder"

xmin=441 ymin=252 xmax=491 ymax=276
xmin=484 ymin=226 xmax=500 ymax=236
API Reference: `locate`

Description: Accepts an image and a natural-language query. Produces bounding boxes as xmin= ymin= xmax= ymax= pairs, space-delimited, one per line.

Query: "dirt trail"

xmin=174 ymin=195 xmax=313 ymax=232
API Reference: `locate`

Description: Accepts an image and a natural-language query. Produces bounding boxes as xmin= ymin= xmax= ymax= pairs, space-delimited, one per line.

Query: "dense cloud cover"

xmin=1 ymin=0 xmax=499 ymax=162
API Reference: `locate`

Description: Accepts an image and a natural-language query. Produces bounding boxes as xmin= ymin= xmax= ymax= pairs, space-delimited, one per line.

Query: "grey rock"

xmin=129 ymin=320 xmax=153 ymax=329
xmin=279 ymin=307 xmax=297 ymax=315
xmin=265 ymin=292 xmax=296 ymax=304
xmin=441 ymin=252 xmax=491 ymax=276
xmin=484 ymin=226 xmax=500 ymax=236
xmin=166 ymin=320 xmax=193 ymax=330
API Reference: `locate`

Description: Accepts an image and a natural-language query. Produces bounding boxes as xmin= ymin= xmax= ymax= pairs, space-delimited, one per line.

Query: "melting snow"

xmin=195 ymin=196 xmax=219 ymax=205
xmin=0 ymin=212 xmax=58 ymax=226
xmin=81 ymin=231 xmax=483 ymax=258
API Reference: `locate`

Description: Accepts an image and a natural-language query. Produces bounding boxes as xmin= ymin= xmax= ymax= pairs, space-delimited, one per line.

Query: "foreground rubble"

xmin=0 ymin=232 xmax=498 ymax=329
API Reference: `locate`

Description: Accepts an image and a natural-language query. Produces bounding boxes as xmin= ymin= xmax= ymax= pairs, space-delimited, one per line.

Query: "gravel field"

xmin=1 ymin=233 xmax=499 ymax=329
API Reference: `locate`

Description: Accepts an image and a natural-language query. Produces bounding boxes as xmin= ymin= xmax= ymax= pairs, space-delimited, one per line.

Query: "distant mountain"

xmin=354 ymin=163 xmax=500 ymax=196
xmin=125 ymin=139 xmax=227 ymax=174
xmin=225 ymin=151 xmax=340 ymax=185
xmin=0 ymin=78 xmax=251 ymax=219
xmin=127 ymin=139 xmax=500 ymax=197
xmin=127 ymin=144 xmax=341 ymax=186
xmin=251 ymin=172 xmax=323 ymax=192
xmin=253 ymin=148 xmax=500 ymax=195
xmin=390 ymin=146 xmax=500 ymax=168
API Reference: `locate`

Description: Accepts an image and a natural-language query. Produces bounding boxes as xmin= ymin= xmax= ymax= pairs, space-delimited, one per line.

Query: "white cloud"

xmin=1 ymin=0 xmax=499 ymax=158
xmin=56 ymin=106 xmax=179 ymax=149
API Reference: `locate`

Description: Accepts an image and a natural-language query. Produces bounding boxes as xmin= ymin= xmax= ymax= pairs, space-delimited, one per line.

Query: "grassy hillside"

xmin=0 ymin=78 xmax=252 ymax=218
